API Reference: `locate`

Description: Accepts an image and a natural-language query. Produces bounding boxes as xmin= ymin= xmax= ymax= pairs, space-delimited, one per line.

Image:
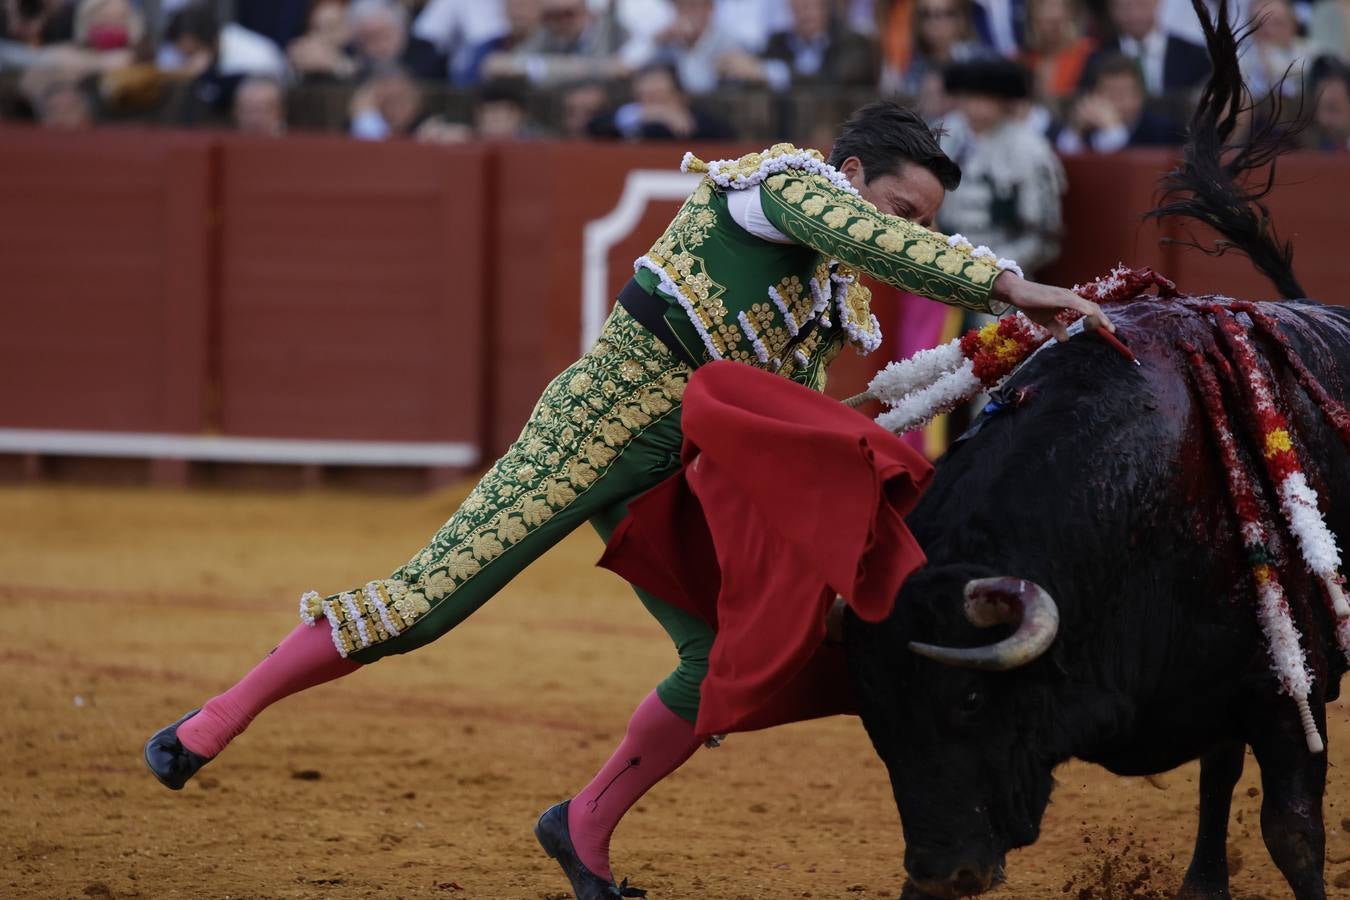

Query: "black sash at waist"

xmin=616 ymin=278 xmax=702 ymax=370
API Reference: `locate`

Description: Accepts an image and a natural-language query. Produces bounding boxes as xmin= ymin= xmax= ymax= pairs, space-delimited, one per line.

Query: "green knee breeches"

xmin=590 ymin=503 xmax=714 ymax=724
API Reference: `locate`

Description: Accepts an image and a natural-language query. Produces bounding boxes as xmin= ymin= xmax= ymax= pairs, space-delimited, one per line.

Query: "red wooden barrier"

xmin=1043 ymin=150 xmax=1350 ymax=304
xmin=0 ymin=128 xmax=212 ymax=433
xmin=217 ymin=136 xmax=488 ymax=462
xmin=2 ymin=131 xmax=1348 ymax=484
xmin=1040 ymin=149 xmax=1175 ymax=290
xmin=1160 ymin=153 xmax=1350 ymax=303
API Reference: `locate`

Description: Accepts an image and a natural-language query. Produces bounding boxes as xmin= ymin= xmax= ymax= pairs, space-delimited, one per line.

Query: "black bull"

xmin=844 ymin=298 xmax=1350 ymax=899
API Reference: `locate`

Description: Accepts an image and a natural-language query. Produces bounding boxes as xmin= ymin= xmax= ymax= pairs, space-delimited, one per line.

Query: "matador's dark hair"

xmin=827 ymin=100 xmax=962 ymax=191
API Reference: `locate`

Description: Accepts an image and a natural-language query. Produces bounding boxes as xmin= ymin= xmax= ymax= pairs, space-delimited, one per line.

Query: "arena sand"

xmin=3 ymin=484 xmax=1350 ymax=899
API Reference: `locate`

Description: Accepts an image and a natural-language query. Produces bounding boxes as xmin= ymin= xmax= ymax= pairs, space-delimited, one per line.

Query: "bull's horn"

xmin=907 ymin=576 xmax=1060 ymax=671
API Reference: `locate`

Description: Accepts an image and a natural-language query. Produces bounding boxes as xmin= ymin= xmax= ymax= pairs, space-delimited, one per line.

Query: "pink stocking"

xmin=177 ymin=623 xmax=359 ymax=758
xmin=567 ymin=691 xmax=702 ymax=880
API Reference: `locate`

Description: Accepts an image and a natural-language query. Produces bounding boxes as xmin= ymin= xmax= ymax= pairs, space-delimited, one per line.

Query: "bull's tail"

xmin=1143 ymin=0 xmax=1306 ymax=300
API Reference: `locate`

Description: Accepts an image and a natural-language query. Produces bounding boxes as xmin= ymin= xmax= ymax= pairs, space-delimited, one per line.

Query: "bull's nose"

xmin=908 ymin=865 xmax=996 ymax=898
xmin=949 ymin=865 xmax=993 ymax=895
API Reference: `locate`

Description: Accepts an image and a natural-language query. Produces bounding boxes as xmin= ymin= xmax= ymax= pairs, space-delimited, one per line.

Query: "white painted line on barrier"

xmin=0 ymin=429 xmax=480 ymax=467
xmin=581 ymin=169 xmax=702 ymax=351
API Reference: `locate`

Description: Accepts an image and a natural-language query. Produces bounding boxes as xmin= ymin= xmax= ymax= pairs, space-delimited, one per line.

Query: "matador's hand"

xmin=992 ymin=271 xmax=1114 ymax=341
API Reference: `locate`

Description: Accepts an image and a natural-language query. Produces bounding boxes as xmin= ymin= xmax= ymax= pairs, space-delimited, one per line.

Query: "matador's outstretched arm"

xmin=757 ymin=171 xmax=1013 ymax=316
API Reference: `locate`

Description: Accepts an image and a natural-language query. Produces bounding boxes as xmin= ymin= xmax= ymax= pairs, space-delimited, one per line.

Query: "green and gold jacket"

xmin=634 ymin=144 xmax=1014 ymax=388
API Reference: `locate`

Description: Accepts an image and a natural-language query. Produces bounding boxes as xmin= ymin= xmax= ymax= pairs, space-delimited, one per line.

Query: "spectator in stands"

xmin=643 ymin=0 xmax=754 ymax=95
xmin=837 ymin=0 xmax=881 ymax=34
xmin=913 ymin=64 xmax=953 ymax=120
xmin=1240 ymin=0 xmax=1313 ymax=97
xmin=158 ymin=2 xmax=286 ymax=123
xmin=1020 ymin=0 xmax=1097 ymax=100
xmin=1 ymin=0 xmax=75 ymax=50
xmin=713 ymin=0 xmax=794 ymax=51
xmin=457 ymin=0 xmax=540 ymax=86
xmin=30 ymin=74 xmax=91 ymax=126
xmin=767 ymin=0 xmax=880 ymax=86
xmin=1311 ymin=0 xmax=1350 ymax=62
xmin=233 ymin=74 xmax=286 ymax=136
xmin=413 ymin=0 xmax=506 ymax=83
xmin=971 ymin=0 xmax=1025 ymax=55
xmin=882 ymin=0 xmax=992 ymax=95
xmin=348 ymin=0 xmax=445 ymax=80
xmin=422 ymin=0 xmax=672 ymax=80
xmin=560 ymin=77 xmax=609 ymax=136
xmin=474 ymin=76 xmax=538 ymax=138
xmin=717 ymin=0 xmax=879 ymax=90
xmin=1160 ymin=0 xmax=1254 ymax=48
xmin=937 ymin=59 xmax=1066 ymax=277
xmin=345 ymin=63 xmax=473 ymax=142
xmin=9 ymin=0 xmax=158 ymax=119
xmin=72 ymin=0 xmax=136 ymax=53
xmin=605 ymin=0 xmax=709 ymax=70
xmin=160 ymin=2 xmax=286 ymax=82
xmin=1305 ymin=61 xmax=1350 ymax=149
xmin=1054 ymin=50 xmax=1185 ymax=151
xmin=16 ymin=0 xmax=140 ymax=80
xmin=233 ymin=0 xmax=310 ymax=52
xmin=1082 ymin=0 xmax=1210 ymax=96
xmin=481 ymin=0 xmax=628 ymax=85
xmin=877 ymin=0 xmax=914 ymax=89
xmin=612 ymin=0 xmax=797 ymax=59
xmin=349 ymin=64 xmax=425 ymax=138
xmin=287 ymin=0 xmax=359 ymax=82
xmin=587 ymin=60 xmax=734 ymax=138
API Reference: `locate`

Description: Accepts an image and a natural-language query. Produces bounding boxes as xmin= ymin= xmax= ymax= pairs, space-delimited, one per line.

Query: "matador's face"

xmin=838 ymin=156 xmax=945 ymax=229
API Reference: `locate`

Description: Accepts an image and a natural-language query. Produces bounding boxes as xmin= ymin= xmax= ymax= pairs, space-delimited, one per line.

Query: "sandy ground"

xmin=4 ymin=484 xmax=1350 ymax=900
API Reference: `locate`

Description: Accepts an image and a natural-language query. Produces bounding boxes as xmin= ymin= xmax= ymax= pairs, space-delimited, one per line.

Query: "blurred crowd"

xmin=2 ymin=0 xmax=1349 ymax=151
xmin=0 ymin=0 xmax=1343 ymax=200
xmin=7 ymin=0 xmax=1347 ymax=282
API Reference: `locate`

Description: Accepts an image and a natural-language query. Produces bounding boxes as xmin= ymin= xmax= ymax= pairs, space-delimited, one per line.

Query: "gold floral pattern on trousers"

xmin=299 ymin=306 xmax=690 ymax=657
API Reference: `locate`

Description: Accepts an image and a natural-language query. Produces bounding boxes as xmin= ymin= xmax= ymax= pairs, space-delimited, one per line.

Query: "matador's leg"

xmin=147 ymin=307 xmax=691 ymax=785
xmin=541 ymin=502 xmax=714 ymax=883
xmin=335 ymin=307 xmax=691 ymax=662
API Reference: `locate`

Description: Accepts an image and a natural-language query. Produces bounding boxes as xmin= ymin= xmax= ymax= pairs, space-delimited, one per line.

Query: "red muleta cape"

xmin=599 ymin=360 xmax=933 ymax=738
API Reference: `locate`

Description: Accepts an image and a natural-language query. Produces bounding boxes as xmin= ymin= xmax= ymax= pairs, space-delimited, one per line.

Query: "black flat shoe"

xmin=534 ymin=800 xmax=646 ymax=899
xmin=143 ymin=708 xmax=213 ymax=790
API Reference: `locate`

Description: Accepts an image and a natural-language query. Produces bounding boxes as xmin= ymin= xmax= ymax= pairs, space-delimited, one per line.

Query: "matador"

xmin=145 ymin=101 xmax=1110 ymax=899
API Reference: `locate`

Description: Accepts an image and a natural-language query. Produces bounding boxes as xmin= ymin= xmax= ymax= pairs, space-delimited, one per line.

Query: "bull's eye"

xmin=958 ymin=689 xmax=984 ymax=715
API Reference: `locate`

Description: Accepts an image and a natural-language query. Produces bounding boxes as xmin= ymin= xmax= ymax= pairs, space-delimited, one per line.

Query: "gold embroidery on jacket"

xmin=760 ymin=172 xmax=1000 ymax=313
xmin=773 ymin=274 xmax=813 ymax=330
xmin=643 ymin=146 xmax=900 ymax=365
xmin=644 ymin=182 xmax=729 ymax=353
